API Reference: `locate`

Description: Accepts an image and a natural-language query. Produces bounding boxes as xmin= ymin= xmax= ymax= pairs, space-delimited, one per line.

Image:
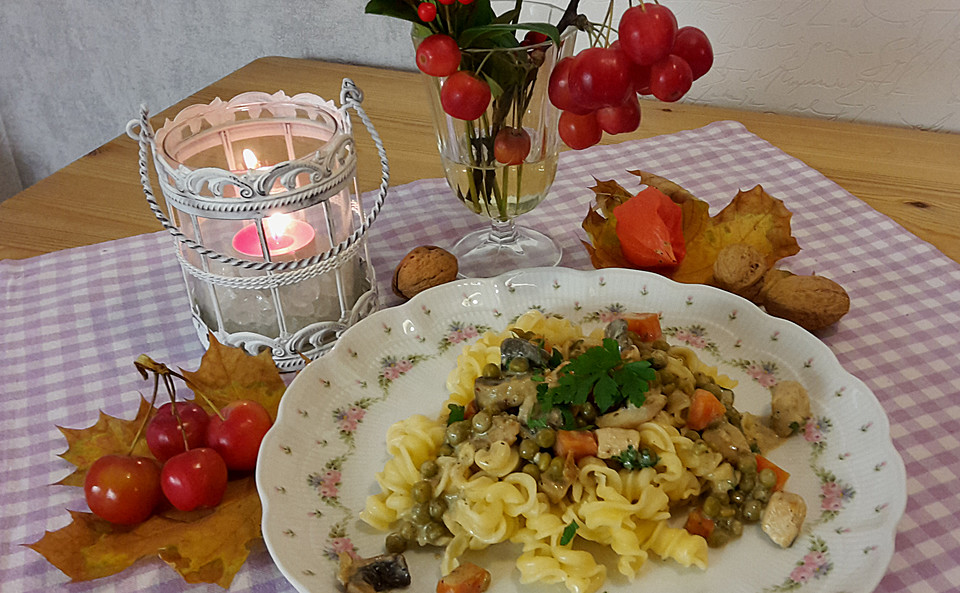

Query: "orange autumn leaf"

xmin=30 ymin=335 xmax=286 ymax=587
xmin=581 ymin=179 xmax=636 ymax=269
xmin=672 ymin=184 xmax=800 ymax=284
xmin=27 ymin=477 xmax=261 ymax=588
xmin=181 ymin=333 xmax=287 ymax=421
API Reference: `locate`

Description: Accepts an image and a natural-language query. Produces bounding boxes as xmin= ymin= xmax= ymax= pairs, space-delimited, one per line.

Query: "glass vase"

xmin=419 ymin=4 xmax=577 ymax=278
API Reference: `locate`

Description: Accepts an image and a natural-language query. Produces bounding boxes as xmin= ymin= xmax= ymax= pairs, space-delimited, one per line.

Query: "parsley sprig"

xmin=615 ymin=445 xmax=659 ymax=470
xmin=537 ymin=338 xmax=656 ymax=419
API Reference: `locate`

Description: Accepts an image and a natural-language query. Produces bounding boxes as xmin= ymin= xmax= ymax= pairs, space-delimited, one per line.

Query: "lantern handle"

xmin=127 ymin=78 xmax=388 ymax=273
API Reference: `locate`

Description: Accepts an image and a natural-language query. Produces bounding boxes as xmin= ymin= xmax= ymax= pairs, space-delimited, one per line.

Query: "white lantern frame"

xmin=127 ymin=79 xmax=388 ymax=371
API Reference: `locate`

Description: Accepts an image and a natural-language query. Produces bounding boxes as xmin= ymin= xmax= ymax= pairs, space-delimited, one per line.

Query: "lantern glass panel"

xmin=143 ymin=89 xmax=380 ymax=370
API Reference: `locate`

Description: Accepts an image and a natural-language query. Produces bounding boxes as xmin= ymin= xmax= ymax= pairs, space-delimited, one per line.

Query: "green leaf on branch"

xmin=365 ymin=0 xmax=420 ymax=24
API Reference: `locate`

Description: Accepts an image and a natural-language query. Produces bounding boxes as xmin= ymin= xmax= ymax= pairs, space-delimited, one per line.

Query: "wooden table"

xmin=2 ymin=56 xmax=959 ymax=262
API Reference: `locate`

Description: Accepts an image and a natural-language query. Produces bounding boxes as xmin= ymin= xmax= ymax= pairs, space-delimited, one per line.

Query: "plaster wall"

xmin=1 ymin=0 xmax=957 ymax=201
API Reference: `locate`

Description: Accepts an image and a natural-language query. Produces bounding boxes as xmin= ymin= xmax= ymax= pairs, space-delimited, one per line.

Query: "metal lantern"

xmin=128 ymin=79 xmax=388 ymax=371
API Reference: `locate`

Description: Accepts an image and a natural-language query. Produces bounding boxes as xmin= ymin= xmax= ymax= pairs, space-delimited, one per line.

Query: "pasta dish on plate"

xmin=359 ymin=310 xmax=809 ymax=593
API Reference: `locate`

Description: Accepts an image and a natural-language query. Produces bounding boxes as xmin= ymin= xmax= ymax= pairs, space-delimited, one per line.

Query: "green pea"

xmin=729 ymin=519 xmax=744 ymax=536
xmin=507 ymin=357 xmax=530 ymax=373
xmin=702 ymin=496 xmax=721 ymax=518
xmin=535 ymin=428 xmax=556 ymax=449
xmin=742 ymin=500 xmax=763 ymax=522
xmin=519 ymin=438 xmax=539 ymax=461
xmin=752 ymin=484 xmax=771 ymax=503
xmin=707 ymin=528 xmax=731 ymax=548
xmin=425 ymin=522 xmax=448 ymax=545
xmin=385 ymin=531 xmax=408 ymax=554
xmin=739 ymin=474 xmax=756 ymax=493
xmin=420 ymin=459 xmax=439 ymax=479
xmin=730 ymin=490 xmax=745 ymax=506
xmin=580 ymin=402 xmax=598 ymax=423
xmin=522 ymin=463 xmax=541 ymax=480
xmin=472 ymin=411 xmax=492 ymax=434
xmin=446 ymin=421 xmax=469 ymax=446
xmin=737 ymin=455 xmax=758 ymax=476
xmin=547 ymin=457 xmax=566 ymax=481
xmin=759 ymin=468 xmax=778 ymax=489
xmin=428 ymin=497 xmax=447 ymax=521
xmin=410 ymin=502 xmax=431 ymax=525
xmin=481 ymin=363 xmax=501 ymax=379
xmin=410 ymin=480 xmax=432 ymax=503
xmin=536 ymin=452 xmax=552 ymax=473
xmin=399 ymin=521 xmax=416 ymax=541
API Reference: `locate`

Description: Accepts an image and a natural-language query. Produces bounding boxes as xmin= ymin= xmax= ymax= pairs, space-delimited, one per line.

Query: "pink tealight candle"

xmin=232 ymin=214 xmax=316 ymax=259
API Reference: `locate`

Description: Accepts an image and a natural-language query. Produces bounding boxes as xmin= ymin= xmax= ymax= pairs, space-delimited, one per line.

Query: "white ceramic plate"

xmin=256 ymin=267 xmax=905 ymax=593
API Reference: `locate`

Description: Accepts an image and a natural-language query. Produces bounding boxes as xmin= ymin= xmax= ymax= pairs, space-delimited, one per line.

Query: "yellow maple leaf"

xmin=56 ymin=397 xmax=154 ymax=487
xmin=29 ymin=335 xmax=285 ymax=587
xmin=27 ymin=478 xmax=261 ymax=588
xmin=181 ymin=333 xmax=287 ymax=421
xmin=672 ymin=185 xmax=800 ymax=284
xmin=581 ymin=173 xmax=800 ymax=285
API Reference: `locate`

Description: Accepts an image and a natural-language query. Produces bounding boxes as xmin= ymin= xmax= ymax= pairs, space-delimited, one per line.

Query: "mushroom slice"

xmin=761 ymin=491 xmax=807 ymax=548
xmin=337 ymin=552 xmax=411 ymax=593
xmin=500 ymin=337 xmax=549 ymax=371
xmin=596 ymin=392 xmax=667 ymax=428
xmin=604 ymin=319 xmax=631 ymax=351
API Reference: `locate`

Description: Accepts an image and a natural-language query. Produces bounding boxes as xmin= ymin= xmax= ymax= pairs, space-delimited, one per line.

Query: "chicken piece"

xmin=770 ymin=381 xmax=811 ymax=437
xmin=595 ymin=427 xmax=641 ymax=459
xmin=701 ymin=422 xmax=751 ymax=462
xmin=474 ymin=373 xmax=538 ymax=414
xmin=761 ymin=491 xmax=807 ymax=548
xmin=740 ymin=412 xmax=782 ymax=454
xmin=471 ymin=415 xmax=521 ymax=449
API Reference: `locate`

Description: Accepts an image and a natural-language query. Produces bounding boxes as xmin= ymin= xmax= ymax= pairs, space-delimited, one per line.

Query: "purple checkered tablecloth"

xmin=2 ymin=121 xmax=959 ymax=592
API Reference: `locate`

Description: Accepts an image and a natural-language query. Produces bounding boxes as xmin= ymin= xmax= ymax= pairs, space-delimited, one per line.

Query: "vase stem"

xmin=489 ymin=219 xmax=520 ymax=246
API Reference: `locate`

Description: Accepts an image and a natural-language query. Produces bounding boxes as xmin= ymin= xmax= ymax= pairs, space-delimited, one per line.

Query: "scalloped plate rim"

xmin=256 ymin=267 xmax=906 ymax=593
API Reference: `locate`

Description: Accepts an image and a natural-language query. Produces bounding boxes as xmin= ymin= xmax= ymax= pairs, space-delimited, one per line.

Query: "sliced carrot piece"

xmin=686 ymin=388 xmax=727 ymax=431
xmin=554 ymin=429 xmax=598 ymax=461
xmin=622 ymin=312 xmax=662 ymax=342
xmin=684 ymin=507 xmax=715 ymax=539
xmin=755 ymin=454 xmax=791 ymax=492
xmin=437 ymin=561 xmax=491 ymax=593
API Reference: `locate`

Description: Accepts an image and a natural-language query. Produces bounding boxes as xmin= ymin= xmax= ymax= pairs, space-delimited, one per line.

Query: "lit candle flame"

xmin=263 ymin=213 xmax=293 ymax=242
xmin=242 ymin=148 xmax=261 ymax=170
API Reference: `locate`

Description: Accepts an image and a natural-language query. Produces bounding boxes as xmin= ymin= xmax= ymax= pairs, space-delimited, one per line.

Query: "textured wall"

xmin=0 ymin=0 xmax=958 ymax=200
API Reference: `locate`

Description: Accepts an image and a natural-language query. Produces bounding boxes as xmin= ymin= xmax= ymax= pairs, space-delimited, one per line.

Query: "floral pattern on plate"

xmin=257 ymin=268 xmax=905 ymax=593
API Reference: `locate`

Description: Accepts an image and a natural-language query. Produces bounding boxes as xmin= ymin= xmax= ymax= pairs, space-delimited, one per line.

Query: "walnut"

xmin=391 ymin=246 xmax=458 ymax=300
xmin=758 ymin=270 xmax=850 ymax=332
xmin=713 ymin=244 xmax=767 ymax=300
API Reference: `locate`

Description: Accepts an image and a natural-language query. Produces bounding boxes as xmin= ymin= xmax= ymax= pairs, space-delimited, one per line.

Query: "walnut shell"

xmin=392 ymin=246 xmax=458 ymax=300
xmin=713 ymin=243 xmax=768 ymax=300
xmin=758 ymin=271 xmax=850 ymax=331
